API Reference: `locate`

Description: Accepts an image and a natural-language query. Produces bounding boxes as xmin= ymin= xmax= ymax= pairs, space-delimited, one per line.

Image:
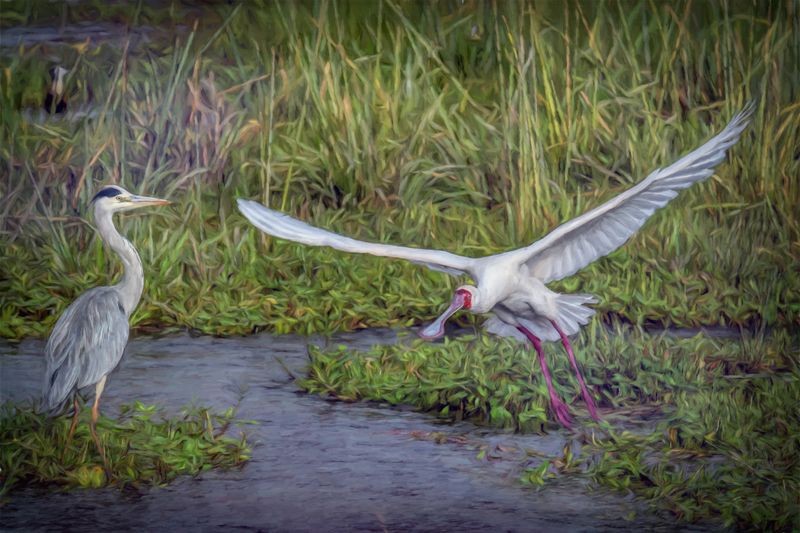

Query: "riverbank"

xmin=2 ymin=327 xmax=797 ymax=530
xmin=0 ymin=329 xmax=709 ymax=532
xmin=300 ymin=324 xmax=799 ymax=530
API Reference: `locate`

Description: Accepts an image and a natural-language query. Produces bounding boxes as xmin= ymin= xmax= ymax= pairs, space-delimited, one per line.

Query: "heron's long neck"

xmin=95 ymin=208 xmax=143 ymax=317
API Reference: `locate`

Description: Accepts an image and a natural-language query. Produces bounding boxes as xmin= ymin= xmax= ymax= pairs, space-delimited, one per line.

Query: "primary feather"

xmin=515 ymin=103 xmax=754 ymax=282
xmin=237 ymin=199 xmax=475 ymax=276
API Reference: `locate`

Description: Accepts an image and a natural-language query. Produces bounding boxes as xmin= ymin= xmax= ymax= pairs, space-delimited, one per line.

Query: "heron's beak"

xmin=418 ymin=291 xmax=468 ymax=340
xmin=129 ymin=194 xmax=171 ymax=208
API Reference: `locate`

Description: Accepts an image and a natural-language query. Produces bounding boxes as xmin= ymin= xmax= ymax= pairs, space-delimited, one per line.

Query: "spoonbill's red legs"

xmin=551 ymin=320 xmax=600 ymax=421
xmin=516 ymin=323 xmax=600 ymax=425
xmin=517 ymin=325 xmax=574 ymax=427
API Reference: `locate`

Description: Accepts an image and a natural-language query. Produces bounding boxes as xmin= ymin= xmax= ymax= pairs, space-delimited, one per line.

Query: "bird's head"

xmin=91 ymin=185 xmax=171 ymax=214
xmin=48 ymin=66 xmax=69 ymax=96
xmin=418 ymin=285 xmax=477 ymax=340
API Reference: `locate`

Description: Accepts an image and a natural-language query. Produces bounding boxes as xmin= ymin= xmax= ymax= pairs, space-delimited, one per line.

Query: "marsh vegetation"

xmin=0 ymin=402 xmax=251 ymax=493
xmin=1 ymin=0 xmax=798 ymax=530
xmin=302 ymin=325 xmax=799 ymax=529
xmin=1 ymin=1 xmax=797 ymax=338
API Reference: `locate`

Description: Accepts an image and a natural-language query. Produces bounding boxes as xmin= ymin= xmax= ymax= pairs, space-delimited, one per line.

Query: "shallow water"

xmin=0 ymin=330 xmax=710 ymax=532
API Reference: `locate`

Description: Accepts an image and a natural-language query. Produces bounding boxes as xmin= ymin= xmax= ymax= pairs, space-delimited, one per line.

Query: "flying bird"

xmin=238 ymin=105 xmax=752 ymax=427
xmin=41 ymin=185 xmax=170 ymax=462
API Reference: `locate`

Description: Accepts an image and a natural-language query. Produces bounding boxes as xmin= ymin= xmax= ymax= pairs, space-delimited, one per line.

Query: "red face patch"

xmin=456 ymin=288 xmax=473 ymax=310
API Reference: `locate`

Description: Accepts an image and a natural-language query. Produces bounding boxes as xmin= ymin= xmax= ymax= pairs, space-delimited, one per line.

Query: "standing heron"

xmin=44 ymin=66 xmax=69 ymax=114
xmin=238 ymin=105 xmax=752 ymax=428
xmin=41 ymin=185 xmax=170 ymax=460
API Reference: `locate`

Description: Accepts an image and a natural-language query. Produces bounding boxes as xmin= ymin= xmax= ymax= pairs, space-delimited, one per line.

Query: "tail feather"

xmin=483 ymin=293 xmax=597 ymax=343
xmin=40 ymin=356 xmax=80 ymax=416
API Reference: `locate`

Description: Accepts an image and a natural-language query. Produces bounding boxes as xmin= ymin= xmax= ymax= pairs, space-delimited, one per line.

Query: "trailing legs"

xmin=550 ymin=320 xmax=600 ymax=421
xmin=516 ymin=325 xmax=572 ymax=428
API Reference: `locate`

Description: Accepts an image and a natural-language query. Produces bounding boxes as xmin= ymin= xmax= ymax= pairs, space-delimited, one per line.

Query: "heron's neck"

xmin=95 ymin=207 xmax=143 ymax=317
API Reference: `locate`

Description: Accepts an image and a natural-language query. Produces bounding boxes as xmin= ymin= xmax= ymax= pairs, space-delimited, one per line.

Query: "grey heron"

xmin=41 ymin=185 xmax=170 ymax=461
xmin=44 ymin=66 xmax=69 ymax=114
xmin=238 ymin=105 xmax=752 ymax=428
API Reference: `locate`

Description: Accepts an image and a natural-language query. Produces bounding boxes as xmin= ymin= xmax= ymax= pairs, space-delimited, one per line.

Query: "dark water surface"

xmin=1 ymin=330 xmax=709 ymax=532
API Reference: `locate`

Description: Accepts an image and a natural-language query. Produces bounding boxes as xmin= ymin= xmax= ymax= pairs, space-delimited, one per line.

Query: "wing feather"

xmin=42 ymin=287 xmax=129 ymax=414
xmin=515 ymin=104 xmax=753 ymax=282
xmin=237 ymin=199 xmax=476 ymax=277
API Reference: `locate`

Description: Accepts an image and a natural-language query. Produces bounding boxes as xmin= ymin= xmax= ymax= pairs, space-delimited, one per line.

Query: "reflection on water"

xmin=1 ymin=330 xmax=708 ymax=532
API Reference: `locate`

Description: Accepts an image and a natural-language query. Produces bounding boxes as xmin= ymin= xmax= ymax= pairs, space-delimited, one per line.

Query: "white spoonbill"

xmin=238 ymin=105 xmax=752 ymax=427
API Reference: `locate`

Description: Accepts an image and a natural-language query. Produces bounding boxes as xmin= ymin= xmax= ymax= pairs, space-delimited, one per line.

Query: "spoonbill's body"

xmin=238 ymin=105 xmax=752 ymax=427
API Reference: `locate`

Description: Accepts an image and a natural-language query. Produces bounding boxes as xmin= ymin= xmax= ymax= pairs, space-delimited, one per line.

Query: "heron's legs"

xmin=66 ymin=396 xmax=80 ymax=445
xmin=516 ymin=325 xmax=572 ymax=428
xmin=89 ymin=376 xmax=108 ymax=467
xmin=550 ymin=320 xmax=600 ymax=421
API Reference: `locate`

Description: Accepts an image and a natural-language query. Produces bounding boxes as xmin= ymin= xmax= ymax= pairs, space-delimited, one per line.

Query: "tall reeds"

xmin=0 ymin=0 xmax=797 ymax=337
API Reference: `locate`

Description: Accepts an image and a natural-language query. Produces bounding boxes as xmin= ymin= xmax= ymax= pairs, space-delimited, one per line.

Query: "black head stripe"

xmin=91 ymin=187 xmax=124 ymax=203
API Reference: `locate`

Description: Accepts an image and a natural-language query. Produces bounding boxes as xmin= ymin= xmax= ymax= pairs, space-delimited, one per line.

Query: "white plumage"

xmin=238 ymin=104 xmax=752 ymax=427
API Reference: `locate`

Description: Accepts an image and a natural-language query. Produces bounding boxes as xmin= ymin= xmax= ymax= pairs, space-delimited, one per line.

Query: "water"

xmin=0 ymin=21 xmax=149 ymax=49
xmin=0 ymin=330 xmax=711 ymax=532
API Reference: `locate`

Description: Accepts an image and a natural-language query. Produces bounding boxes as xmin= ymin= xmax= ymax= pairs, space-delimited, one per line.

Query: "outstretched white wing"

xmin=237 ymin=199 xmax=476 ymax=276
xmin=515 ymin=104 xmax=753 ymax=283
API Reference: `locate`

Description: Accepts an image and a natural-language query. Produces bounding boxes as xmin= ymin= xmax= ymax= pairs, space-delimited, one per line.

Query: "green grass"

xmin=586 ymin=373 xmax=800 ymax=530
xmin=0 ymin=1 xmax=798 ymax=339
xmin=0 ymin=401 xmax=252 ymax=494
xmin=299 ymin=324 xmax=800 ymax=530
xmin=1 ymin=3 xmax=796 ymax=527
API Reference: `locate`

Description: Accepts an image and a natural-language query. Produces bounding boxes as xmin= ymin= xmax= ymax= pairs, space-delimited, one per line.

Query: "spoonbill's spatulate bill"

xmin=238 ymin=105 xmax=753 ymax=428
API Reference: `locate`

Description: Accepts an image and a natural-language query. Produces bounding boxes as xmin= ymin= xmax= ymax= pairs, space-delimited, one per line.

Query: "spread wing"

xmin=42 ymin=286 xmax=129 ymax=414
xmin=514 ymin=104 xmax=753 ymax=283
xmin=237 ymin=199 xmax=476 ymax=276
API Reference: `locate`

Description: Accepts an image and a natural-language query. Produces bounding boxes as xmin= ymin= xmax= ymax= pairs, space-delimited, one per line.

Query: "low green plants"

xmin=300 ymin=325 xmax=799 ymax=529
xmin=0 ymin=401 xmax=252 ymax=494
xmin=586 ymin=368 xmax=800 ymax=530
xmin=301 ymin=323 xmax=795 ymax=428
xmin=520 ymin=459 xmax=557 ymax=487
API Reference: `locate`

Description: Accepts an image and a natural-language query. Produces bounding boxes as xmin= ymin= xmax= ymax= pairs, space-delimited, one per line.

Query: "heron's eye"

xmin=116 ymin=195 xmax=129 ymax=202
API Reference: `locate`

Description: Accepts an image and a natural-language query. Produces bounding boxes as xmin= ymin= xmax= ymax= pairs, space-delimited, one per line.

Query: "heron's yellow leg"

xmin=66 ymin=396 xmax=80 ymax=444
xmin=89 ymin=376 xmax=108 ymax=467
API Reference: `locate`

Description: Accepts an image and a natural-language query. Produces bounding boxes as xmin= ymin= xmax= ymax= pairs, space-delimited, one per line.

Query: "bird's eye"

xmin=456 ymin=288 xmax=473 ymax=309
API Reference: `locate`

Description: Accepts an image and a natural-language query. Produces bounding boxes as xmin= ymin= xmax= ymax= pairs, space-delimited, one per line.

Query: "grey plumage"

xmin=42 ymin=287 xmax=129 ymax=414
xmin=40 ymin=185 xmax=170 ymax=457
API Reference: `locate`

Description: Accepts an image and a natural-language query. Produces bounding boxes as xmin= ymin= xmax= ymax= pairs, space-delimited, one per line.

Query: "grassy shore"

xmin=300 ymin=325 xmax=800 ymax=530
xmin=1 ymin=1 xmax=798 ymax=338
xmin=0 ymin=402 xmax=251 ymax=493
